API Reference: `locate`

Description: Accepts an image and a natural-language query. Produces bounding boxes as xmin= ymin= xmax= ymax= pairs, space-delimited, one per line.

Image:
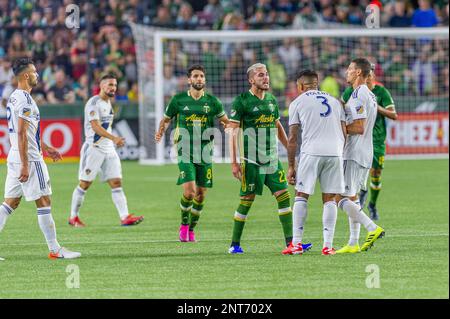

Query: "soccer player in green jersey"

xmin=227 ymin=63 xmax=293 ymax=254
xmin=155 ymin=65 xmax=229 ymax=242
xmin=341 ymin=67 xmax=397 ymax=220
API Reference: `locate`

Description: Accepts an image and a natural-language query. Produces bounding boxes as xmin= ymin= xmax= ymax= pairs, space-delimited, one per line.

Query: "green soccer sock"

xmin=231 ymin=198 xmax=254 ymax=245
xmin=276 ymin=191 xmax=293 ymax=246
xmin=180 ymin=195 xmax=193 ymax=225
xmin=369 ymin=175 xmax=382 ymax=206
xmin=189 ymin=199 xmax=204 ymax=231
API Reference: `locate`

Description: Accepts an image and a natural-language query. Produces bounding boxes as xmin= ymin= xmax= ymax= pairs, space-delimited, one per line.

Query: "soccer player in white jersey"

xmin=68 ymin=74 xmax=143 ymax=227
xmin=283 ymin=70 xmax=346 ymax=256
xmin=0 ymin=58 xmax=80 ymax=260
xmin=336 ymin=58 xmax=385 ymax=253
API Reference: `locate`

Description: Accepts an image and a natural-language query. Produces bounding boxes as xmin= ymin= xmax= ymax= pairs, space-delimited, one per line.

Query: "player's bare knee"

xmin=195 ymin=190 xmax=207 ymax=202
xmin=79 ymin=180 xmax=92 ymax=190
xmin=108 ymin=179 xmax=122 ymax=189
xmin=322 ymin=193 xmax=335 ymax=203
xmin=35 ymin=196 xmax=51 ymax=208
xmin=371 ymin=169 xmax=382 ymax=177
xmin=4 ymin=198 xmax=21 ymax=210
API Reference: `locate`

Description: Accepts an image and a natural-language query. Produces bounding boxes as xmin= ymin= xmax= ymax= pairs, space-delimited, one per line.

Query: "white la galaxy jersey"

xmin=343 ymin=84 xmax=378 ymax=168
xmin=6 ymin=89 xmax=43 ymax=163
xmin=289 ymin=90 xmax=345 ymax=157
xmin=84 ymin=95 xmax=115 ymax=153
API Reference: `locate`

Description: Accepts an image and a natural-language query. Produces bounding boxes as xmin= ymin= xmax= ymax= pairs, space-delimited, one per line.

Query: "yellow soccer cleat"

xmin=336 ymin=244 xmax=361 ymax=254
xmin=361 ymin=226 xmax=385 ymax=251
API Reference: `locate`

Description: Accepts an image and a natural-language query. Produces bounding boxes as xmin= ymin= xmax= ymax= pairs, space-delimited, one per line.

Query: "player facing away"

xmin=283 ymin=70 xmax=347 ymax=256
xmin=227 ymin=63 xmax=294 ymax=254
xmin=335 ymin=58 xmax=385 ymax=254
xmin=155 ymin=65 xmax=229 ymax=242
xmin=341 ymin=67 xmax=397 ymax=220
xmin=68 ymin=74 xmax=144 ymax=227
xmin=0 ymin=58 xmax=80 ymax=260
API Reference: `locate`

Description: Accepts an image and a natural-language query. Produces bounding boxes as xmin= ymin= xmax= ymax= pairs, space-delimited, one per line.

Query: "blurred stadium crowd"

xmin=0 ymin=0 xmax=448 ymax=109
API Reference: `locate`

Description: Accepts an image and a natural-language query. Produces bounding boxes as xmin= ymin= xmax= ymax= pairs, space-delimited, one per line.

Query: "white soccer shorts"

xmin=295 ymin=153 xmax=344 ymax=195
xmin=342 ymin=159 xmax=369 ymax=197
xmin=79 ymin=143 xmax=122 ymax=182
xmin=4 ymin=160 xmax=52 ymax=201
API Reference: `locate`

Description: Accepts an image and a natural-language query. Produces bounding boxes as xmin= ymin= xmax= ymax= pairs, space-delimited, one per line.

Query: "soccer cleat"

xmin=121 ymin=214 xmax=144 ymax=226
xmin=336 ymin=244 xmax=361 ymax=254
xmin=0 ymin=256 xmax=4 ymax=261
xmin=179 ymin=224 xmax=189 ymax=242
xmin=302 ymin=242 xmax=313 ymax=252
xmin=48 ymin=247 xmax=81 ymax=259
xmin=359 ymin=189 xmax=368 ymax=208
xmin=282 ymin=242 xmax=303 ymax=255
xmin=68 ymin=216 xmax=86 ymax=227
xmin=228 ymin=245 xmax=244 ymax=254
xmin=321 ymin=247 xmax=336 ymax=255
xmin=188 ymin=230 xmax=196 ymax=242
xmin=368 ymin=202 xmax=379 ymax=221
xmin=361 ymin=226 xmax=385 ymax=251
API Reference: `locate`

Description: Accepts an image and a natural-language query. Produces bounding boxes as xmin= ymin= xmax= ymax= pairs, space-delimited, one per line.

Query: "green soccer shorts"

xmin=177 ymin=161 xmax=213 ymax=188
xmin=240 ymin=160 xmax=288 ymax=196
xmin=372 ymin=144 xmax=386 ymax=170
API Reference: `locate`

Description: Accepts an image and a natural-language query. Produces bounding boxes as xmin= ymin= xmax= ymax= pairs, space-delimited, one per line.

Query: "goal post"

xmin=130 ymin=24 xmax=449 ymax=164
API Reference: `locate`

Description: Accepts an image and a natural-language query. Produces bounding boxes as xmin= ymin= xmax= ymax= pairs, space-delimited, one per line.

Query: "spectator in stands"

xmin=202 ymin=0 xmax=224 ymax=24
xmin=73 ymin=73 xmax=88 ymax=102
xmin=176 ymin=2 xmax=198 ymax=29
xmin=152 ymin=5 xmax=172 ymax=26
xmin=29 ymin=29 xmax=53 ymax=70
xmin=440 ymin=3 xmax=449 ymax=26
xmin=8 ymin=32 xmax=30 ymax=60
xmin=70 ymin=33 xmax=88 ymax=81
xmin=200 ymin=41 xmax=226 ymax=94
xmin=292 ymin=1 xmax=324 ymax=29
xmin=321 ymin=5 xmax=337 ymax=24
xmin=412 ymin=0 xmax=438 ymax=27
xmin=115 ymin=82 xmax=129 ymax=102
xmin=47 ymin=69 xmax=75 ymax=104
xmin=412 ymin=48 xmax=435 ymax=95
xmin=320 ymin=68 xmax=340 ymax=98
xmin=248 ymin=8 xmax=267 ymax=28
xmin=385 ymin=52 xmax=409 ymax=95
xmin=163 ymin=64 xmax=179 ymax=98
xmin=277 ymin=38 xmax=300 ymax=80
xmin=276 ymin=0 xmax=295 ymax=14
xmin=0 ymin=55 xmax=13 ymax=95
xmin=335 ymin=4 xmax=349 ymax=24
xmin=127 ymin=82 xmax=139 ymax=102
xmin=389 ymin=0 xmax=412 ymax=27
xmin=266 ymin=53 xmax=286 ymax=97
xmin=27 ymin=10 xmax=43 ymax=27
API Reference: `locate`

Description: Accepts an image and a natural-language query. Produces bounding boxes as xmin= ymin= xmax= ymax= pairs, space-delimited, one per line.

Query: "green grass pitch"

xmin=0 ymin=159 xmax=448 ymax=298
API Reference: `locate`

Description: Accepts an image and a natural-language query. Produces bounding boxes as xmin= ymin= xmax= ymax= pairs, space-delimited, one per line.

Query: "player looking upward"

xmin=68 ymin=73 xmax=144 ymax=227
xmin=0 ymin=58 xmax=80 ymax=260
xmin=341 ymin=66 xmax=397 ymax=220
xmin=155 ymin=65 xmax=229 ymax=242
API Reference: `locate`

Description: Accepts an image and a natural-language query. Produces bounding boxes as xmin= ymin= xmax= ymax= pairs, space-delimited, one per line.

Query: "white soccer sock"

xmin=0 ymin=202 xmax=13 ymax=232
xmin=70 ymin=186 xmax=86 ymax=218
xmin=111 ymin=188 xmax=129 ymax=220
xmin=322 ymin=201 xmax=337 ymax=249
xmin=339 ymin=198 xmax=377 ymax=232
xmin=292 ymin=197 xmax=308 ymax=245
xmin=37 ymin=207 xmax=61 ymax=252
xmin=348 ymin=200 xmax=361 ymax=246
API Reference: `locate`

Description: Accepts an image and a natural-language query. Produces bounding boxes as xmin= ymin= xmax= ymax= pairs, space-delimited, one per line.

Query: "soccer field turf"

xmin=0 ymin=159 xmax=448 ymax=299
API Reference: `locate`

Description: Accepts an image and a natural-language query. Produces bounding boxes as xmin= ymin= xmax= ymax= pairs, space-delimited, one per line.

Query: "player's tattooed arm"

xmin=218 ymin=114 xmax=230 ymax=130
xmin=91 ymin=119 xmax=125 ymax=147
xmin=17 ymin=117 xmax=29 ymax=182
xmin=377 ymin=105 xmax=398 ymax=120
xmin=227 ymin=121 xmax=242 ymax=181
xmin=346 ymin=118 xmax=365 ymax=135
xmin=287 ymin=124 xmax=299 ymax=185
xmin=155 ymin=117 xmax=171 ymax=143
xmin=276 ymin=120 xmax=288 ymax=150
xmin=42 ymin=142 xmax=63 ymax=162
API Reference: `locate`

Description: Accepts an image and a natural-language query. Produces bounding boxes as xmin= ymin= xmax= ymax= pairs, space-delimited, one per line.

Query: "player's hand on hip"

xmin=155 ymin=132 xmax=163 ymax=143
xmin=231 ymin=163 xmax=242 ymax=181
xmin=287 ymin=167 xmax=296 ymax=185
xmin=114 ymin=136 xmax=126 ymax=147
xmin=19 ymin=165 xmax=29 ymax=183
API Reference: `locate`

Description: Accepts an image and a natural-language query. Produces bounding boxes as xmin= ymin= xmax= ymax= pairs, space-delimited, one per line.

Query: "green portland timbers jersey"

xmin=230 ymin=91 xmax=280 ymax=166
xmin=164 ymin=90 xmax=225 ymax=164
xmin=342 ymin=84 xmax=395 ymax=146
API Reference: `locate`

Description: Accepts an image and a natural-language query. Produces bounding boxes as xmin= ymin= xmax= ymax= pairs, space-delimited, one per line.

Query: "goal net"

xmin=130 ymin=25 xmax=449 ymax=164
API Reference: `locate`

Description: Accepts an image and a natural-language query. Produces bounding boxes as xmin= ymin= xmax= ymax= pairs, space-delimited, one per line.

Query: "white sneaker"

xmin=0 ymin=256 xmax=4 ymax=261
xmin=48 ymin=247 xmax=81 ymax=259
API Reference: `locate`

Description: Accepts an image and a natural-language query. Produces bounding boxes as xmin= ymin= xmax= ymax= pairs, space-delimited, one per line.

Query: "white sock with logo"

xmin=339 ymin=199 xmax=377 ymax=232
xmin=348 ymin=200 xmax=361 ymax=246
xmin=0 ymin=203 xmax=13 ymax=232
xmin=70 ymin=186 xmax=86 ymax=218
xmin=293 ymin=197 xmax=308 ymax=245
xmin=322 ymin=201 xmax=337 ymax=249
xmin=111 ymin=188 xmax=129 ymax=220
xmin=37 ymin=207 xmax=61 ymax=252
